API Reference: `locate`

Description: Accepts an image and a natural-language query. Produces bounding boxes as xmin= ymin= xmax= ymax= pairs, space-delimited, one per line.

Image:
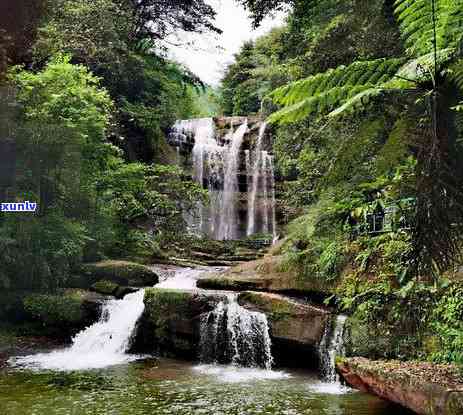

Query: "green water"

xmin=0 ymin=358 xmax=412 ymax=415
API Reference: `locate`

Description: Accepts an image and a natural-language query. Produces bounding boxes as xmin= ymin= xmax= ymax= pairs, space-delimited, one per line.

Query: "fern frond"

xmin=269 ymin=58 xmax=405 ymax=107
xmin=393 ymin=0 xmax=463 ymax=57
xmin=328 ymin=88 xmax=384 ymax=118
xmin=268 ymin=85 xmax=376 ymax=124
xmin=447 ymin=59 xmax=463 ymax=91
xmin=390 ymin=48 xmax=456 ymax=85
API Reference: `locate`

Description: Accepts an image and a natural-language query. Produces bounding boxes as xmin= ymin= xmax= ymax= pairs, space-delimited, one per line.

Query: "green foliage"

xmin=0 ymin=213 xmax=87 ymax=291
xmin=268 ymin=58 xmax=405 ymax=123
xmin=91 ymin=280 xmax=119 ymax=296
xmin=393 ymin=0 xmax=463 ymax=56
xmin=430 ymin=283 xmax=463 ymax=364
xmin=23 ymin=292 xmax=84 ymax=326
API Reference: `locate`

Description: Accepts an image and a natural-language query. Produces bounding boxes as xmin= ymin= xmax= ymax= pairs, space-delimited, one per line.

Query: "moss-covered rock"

xmin=91 ymin=280 xmax=119 ymax=296
xmin=197 ymin=256 xmax=336 ymax=297
xmin=237 ymin=291 xmax=330 ymax=346
xmin=337 ymin=357 xmax=463 ymax=415
xmin=79 ymin=260 xmax=159 ymax=287
xmin=136 ymin=288 xmax=225 ymax=358
xmin=22 ymin=289 xmax=104 ymax=337
xmin=343 ymin=317 xmax=394 ymax=359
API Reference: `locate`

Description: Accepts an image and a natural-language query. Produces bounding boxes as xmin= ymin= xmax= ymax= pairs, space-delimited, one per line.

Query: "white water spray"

xmin=317 ymin=315 xmax=347 ymax=382
xmin=199 ymin=294 xmax=273 ymax=369
xmin=217 ymin=123 xmax=248 ymax=240
xmin=10 ymin=290 xmax=146 ymax=371
xmin=247 ymin=123 xmax=266 ymax=236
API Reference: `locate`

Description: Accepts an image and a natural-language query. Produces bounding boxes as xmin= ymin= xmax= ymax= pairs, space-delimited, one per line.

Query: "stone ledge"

xmin=197 ymin=256 xmax=335 ymax=297
xmin=237 ymin=291 xmax=330 ymax=347
xmin=337 ymin=357 xmax=463 ymax=415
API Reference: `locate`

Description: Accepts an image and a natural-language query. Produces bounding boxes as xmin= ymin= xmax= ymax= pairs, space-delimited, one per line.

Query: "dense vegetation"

xmin=0 ymin=0 xmax=215 ymax=290
xmin=226 ymin=0 xmax=463 ymax=364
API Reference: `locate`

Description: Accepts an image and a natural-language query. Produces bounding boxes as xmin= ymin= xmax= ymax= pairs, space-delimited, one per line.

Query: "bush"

xmin=23 ymin=292 xmax=84 ymax=327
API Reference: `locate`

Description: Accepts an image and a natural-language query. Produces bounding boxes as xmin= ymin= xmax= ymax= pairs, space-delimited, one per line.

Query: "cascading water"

xmin=317 ymin=315 xmax=347 ymax=382
xmin=247 ymin=122 xmax=266 ymax=236
xmin=217 ymin=123 xmax=248 ymax=240
xmin=10 ymin=290 xmax=146 ymax=371
xmin=199 ymin=294 xmax=273 ymax=369
xmin=170 ymin=118 xmax=276 ymax=241
xmin=267 ymin=153 xmax=278 ymax=241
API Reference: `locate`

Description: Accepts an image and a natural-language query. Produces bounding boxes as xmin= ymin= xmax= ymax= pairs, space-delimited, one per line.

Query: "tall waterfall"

xmin=10 ymin=290 xmax=146 ymax=371
xmin=199 ymin=294 xmax=273 ymax=369
xmin=247 ymin=122 xmax=266 ymax=236
xmin=170 ymin=117 xmax=277 ymax=240
xmin=217 ymin=123 xmax=248 ymax=240
xmin=317 ymin=315 xmax=347 ymax=382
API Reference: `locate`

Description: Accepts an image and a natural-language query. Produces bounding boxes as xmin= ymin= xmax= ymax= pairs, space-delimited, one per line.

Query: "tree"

xmin=122 ymin=0 xmax=221 ymax=44
xmin=267 ymin=0 xmax=463 ymax=278
xmin=32 ymin=0 xmax=209 ymax=163
xmin=220 ymin=42 xmax=261 ymax=115
xmin=0 ymin=0 xmax=46 ymax=77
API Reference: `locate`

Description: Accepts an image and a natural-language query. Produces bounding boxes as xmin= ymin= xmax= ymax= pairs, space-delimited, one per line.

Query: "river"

xmin=0 ymin=266 xmax=413 ymax=415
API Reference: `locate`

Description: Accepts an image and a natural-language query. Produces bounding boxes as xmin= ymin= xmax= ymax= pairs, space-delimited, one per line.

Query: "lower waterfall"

xmin=317 ymin=315 xmax=347 ymax=382
xmin=10 ymin=290 xmax=146 ymax=371
xmin=199 ymin=294 xmax=273 ymax=369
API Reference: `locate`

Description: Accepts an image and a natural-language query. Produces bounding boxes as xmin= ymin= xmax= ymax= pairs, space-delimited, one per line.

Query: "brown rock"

xmin=337 ymin=357 xmax=463 ymax=415
xmin=197 ymin=255 xmax=335 ymax=296
xmin=238 ymin=291 xmax=330 ymax=346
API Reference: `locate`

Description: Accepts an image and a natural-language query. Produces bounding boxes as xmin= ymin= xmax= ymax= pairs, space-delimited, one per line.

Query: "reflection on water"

xmin=0 ymin=358 xmax=413 ymax=415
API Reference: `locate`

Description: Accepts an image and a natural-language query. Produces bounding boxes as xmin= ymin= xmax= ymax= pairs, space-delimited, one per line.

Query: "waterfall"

xmin=247 ymin=122 xmax=267 ymax=236
xmin=175 ymin=146 xmax=181 ymax=165
xmin=199 ymin=294 xmax=273 ymax=369
xmin=267 ymin=154 xmax=278 ymax=240
xmin=262 ymin=151 xmax=269 ymax=234
xmin=10 ymin=290 xmax=146 ymax=371
xmin=170 ymin=118 xmax=276 ymax=240
xmin=217 ymin=122 xmax=248 ymax=240
xmin=317 ymin=315 xmax=347 ymax=382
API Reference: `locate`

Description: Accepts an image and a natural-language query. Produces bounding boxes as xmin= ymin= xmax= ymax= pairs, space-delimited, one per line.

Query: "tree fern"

xmin=394 ymin=0 xmax=463 ymax=56
xmin=267 ymin=1 xmax=463 ymax=124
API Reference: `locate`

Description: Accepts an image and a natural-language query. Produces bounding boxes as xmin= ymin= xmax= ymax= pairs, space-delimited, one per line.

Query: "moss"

xmin=197 ymin=276 xmax=260 ymax=291
xmin=23 ymin=292 xmax=84 ymax=327
xmin=91 ymin=280 xmax=119 ymax=296
xmin=238 ymin=291 xmax=294 ymax=321
xmin=79 ymin=260 xmax=158 ymax=286
xmin=143 ymin=289 xmax=196 ymax=354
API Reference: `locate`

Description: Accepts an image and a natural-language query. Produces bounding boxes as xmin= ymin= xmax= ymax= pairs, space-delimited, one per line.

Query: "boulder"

xmin=91 ymin=280 xmax=119 ymax=296
xmin=78 ymin=260 xmax=159 ymax=287
xmin=22 ymin=289 xmax=105 ymax=337
xmin=197 ymin=255 xmax=335 ymax=297
xmin=135 ymin=288 xmax=227 ymax=358
xmin=337 ymin=357 xmax=463 ymax=415
xmin=237 ymin=291 xmax=330 ymax=346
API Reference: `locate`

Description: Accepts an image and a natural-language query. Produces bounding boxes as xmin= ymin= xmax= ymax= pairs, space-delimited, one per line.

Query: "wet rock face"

xmin=135 ymin=288 xmax=227 ymax=358
xmin=237 ymin=291 xmax=330 ymax=347
xmin=337 ymin=357 xmax=463 ymax=415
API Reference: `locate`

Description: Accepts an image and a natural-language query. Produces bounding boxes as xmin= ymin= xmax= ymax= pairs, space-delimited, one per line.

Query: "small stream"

xmin=1 ymin=266 xmax=413 ymax=414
